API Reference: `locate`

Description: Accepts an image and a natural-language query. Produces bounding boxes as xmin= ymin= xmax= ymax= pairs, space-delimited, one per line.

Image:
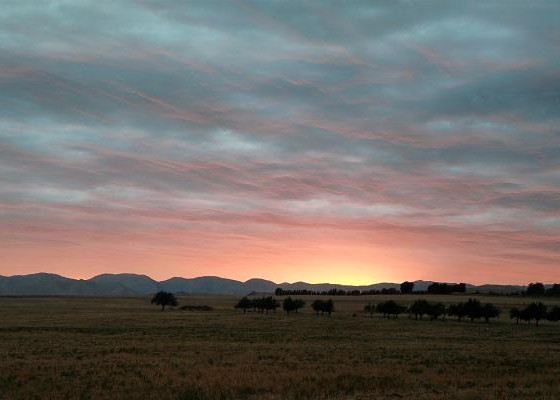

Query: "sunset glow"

xmin=1 ymin=2 xmax=559 ymax=285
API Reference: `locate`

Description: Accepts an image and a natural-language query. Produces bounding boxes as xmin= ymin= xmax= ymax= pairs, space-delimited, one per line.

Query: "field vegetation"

xmin=1 ymin=294 xmax=560 ymax=399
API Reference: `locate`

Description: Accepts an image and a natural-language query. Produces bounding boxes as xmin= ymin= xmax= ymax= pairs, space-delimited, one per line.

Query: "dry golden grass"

xmin=1 ymin=295 xmax=560 ymax=399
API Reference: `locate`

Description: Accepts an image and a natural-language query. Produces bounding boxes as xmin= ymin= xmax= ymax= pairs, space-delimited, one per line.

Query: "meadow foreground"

xmin=1 ymin=295 xmax=560 ymax=400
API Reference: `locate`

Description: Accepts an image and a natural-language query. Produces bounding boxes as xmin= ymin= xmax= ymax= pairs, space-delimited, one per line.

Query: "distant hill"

xmin=90 ymin=273 xmax=160 ymax=294
xmin=0 ymin=273 xmax=526 ymax=296
xmin=0 ymin=273 xmax=136 ymax=296
xmin=161 ymin=276 xmax=247 ymax=295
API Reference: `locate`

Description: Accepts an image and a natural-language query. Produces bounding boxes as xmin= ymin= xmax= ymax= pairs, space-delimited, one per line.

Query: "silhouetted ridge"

xmin=0 ymin=273 xmax=530 ymax=296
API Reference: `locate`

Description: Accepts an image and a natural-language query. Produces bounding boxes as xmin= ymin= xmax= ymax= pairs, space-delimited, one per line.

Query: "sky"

xmin=1 ymin=1 xmax=559 ymax=285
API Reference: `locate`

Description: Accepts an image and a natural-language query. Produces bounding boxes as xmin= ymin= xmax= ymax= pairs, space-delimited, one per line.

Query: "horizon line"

xmin=0 ymin=271 xmax=536 ymax=287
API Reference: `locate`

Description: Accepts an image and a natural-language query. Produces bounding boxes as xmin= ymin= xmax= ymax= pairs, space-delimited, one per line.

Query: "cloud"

xmin=1 ymin=0 xmax=559 ymax=283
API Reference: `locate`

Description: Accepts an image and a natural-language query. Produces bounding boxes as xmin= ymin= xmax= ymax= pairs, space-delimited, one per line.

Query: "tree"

xmin=400 ymin=281 xmax=414 ymax=294
xmin=283 ymin=297 xmax=294 ymax=315
xmin=480 ymin=303 xmax=501 ymax=323
xmin=324 ymin=299 xmax=334 ymax=316
xmin=427 ymin=302 xmax=446 ymax=320
xmin=520 ymin=307 xmax=532 ymax=325
xmin=509 ymin=307 xmax=521 ymax=325
xmin=364 ymin=302 xmax=375 ymax=318
xmin=312 ymin=300 xmax=323 ymax=316
xmin=250 ymin=296 xmax=279 ymax=314
xmin=526 ymin=282 xmax=545 ymax=296
xmin=427 ymin=282 xmax=466 ymax=294
xmin=525 ymin=302 xmax=547 ymax=327
xmin=235 ymin=297 xmax=252 ymax=313
xmin=447 ymin=303 xmax=467 ymax=321
xmin=311 ymin=299 xmax=334 ymax=316
xmin=376 ymin=300 xmax=406 ymax=319
xmin=409 ymin=299 xmax=430 ymax=320
xmin=283 ymin=297 xmax=304 ymax=315
xmin=546 ymin=284 xmax=560 ymax=297
xmin=263 ymin=296 xmax=279 ymax=314
xmin=293 ymin=299 xmax=306 ymax=313
xmin=151 ymin=291 xmax=178 ymax=311
xmin=464 ymin=298 xmax=482 ymax=322
xmin=547 ymin=306 xmax=560 ymax=322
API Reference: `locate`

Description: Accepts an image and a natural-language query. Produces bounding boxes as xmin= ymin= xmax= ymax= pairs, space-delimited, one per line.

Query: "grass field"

xmin=1 ymin=294 xmax=560 ymax=399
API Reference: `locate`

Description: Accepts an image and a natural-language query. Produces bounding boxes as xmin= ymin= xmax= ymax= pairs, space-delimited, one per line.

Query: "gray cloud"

xmin=1 ymin=0 xmax=559 ymax=281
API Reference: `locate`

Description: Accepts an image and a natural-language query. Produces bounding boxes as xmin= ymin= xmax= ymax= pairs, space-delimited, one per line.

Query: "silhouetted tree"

xmin=427 ymin=282 xmax=466 ymax=294
xmin=525 ymin=302 xmax=547 ymax=326
xmin=283 ymin=297 xmax=305 ymax=315
xmin=464 ymin=298 xmax=482 ymax=322
xmin=427 ymin=302 xmax=446 ymax=320
xmin=520 ymin=307 xmax=532 ymax=325
xmin=293 ymin=299 xmax=305 ymax=313
xmin=526 ymin=282 xmax=545 ymax=296
xmin=480 ymin=303 xmax=501 ymax=323
xmin=250 ymin=296 xmax=279 ymax=314
xmin=547 ymin=305 xmax=560 ymax=322
xmin=311 ymin=299 xmax=334 ymax=316
xmin=376 ymin=300 xmax=406 ymax=319
xmin=263 ymin=296 xmax=279 ymax=314
xmin=324 ymin=299 xmax=334 ymax=316
xmin=151 ymin=291 xmax=178 ymax=311
xmin=364 ymin=302 xmax=375 ymax=318
xmin=283 ymin=297 xmax=293 ymax=315
xmin=312 ymin=300 xmax=322 ymax=315
xmin=235 ymin=297 xmax=252 ymax=313
xmin=447 ymin=303 xmax=468 ymax=321
xmin=509 ymin=307 xmax=521 ymax=325
xmin=400 ymin=281 xmax=414 ymax=294
xmin=545 ymin=284 xmax=560 ymax=297
xmin=409 ymin=299 xmax=430 ymax=320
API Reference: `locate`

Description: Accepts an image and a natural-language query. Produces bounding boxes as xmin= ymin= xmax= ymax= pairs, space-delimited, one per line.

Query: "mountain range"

xmin=0 ymin=273 xmax=526 ymax=296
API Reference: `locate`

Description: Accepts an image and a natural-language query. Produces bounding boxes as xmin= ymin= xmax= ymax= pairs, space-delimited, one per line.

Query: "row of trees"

xmin=274 ymin=282 xmax=560 ymax=297
xmin=525 ymin=283 xmax=560 ymax=297
xmin=234 ymin=296 xmax=280 ymax=314
xmin=427 ymin=282 xmax=467 ymax=294
xmin=235 ymin=297 xmax=335 ymax=316
xmin=369 ymin=299 xmax=500 ymax=323
xmin=274 ymin=287 xmax=403 ymax=296
xmin=274 ymin=281 xmax=469 ymax=296
xmin=275 ymin=288 xmax=364 ymax=296
xmin=155 ymin=291 xmax=560 ymax=327
xmin=510 ymin=303 xmax=560 ymax=326
xmin=369 ymin=299 xmax=560 ymax=326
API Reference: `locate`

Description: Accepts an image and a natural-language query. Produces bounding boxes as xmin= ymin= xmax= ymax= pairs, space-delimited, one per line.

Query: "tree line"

xmin=369 ymin=298 xmax=502 ymax=323
xmin=235 ymin=296 xmax=335 ymax=316
xmin=274 ymin=281 xmax=467 ymax=297
xmin=525 ymin=283 xmax=560 ymax=297
xmin=369 ymin=298 xmax=560 ymax=326
xmin=509 ymin=303 xmax=560 ymax=326
xmin=274 ymin=287 xmax=402 ymax=296
xmin=276 ymin=281 xmax=560 ymax=297
xmin=152 ymin=290 xmax=560 ymax=327
xmin=234 ymin=296 xmax=280 ymax=314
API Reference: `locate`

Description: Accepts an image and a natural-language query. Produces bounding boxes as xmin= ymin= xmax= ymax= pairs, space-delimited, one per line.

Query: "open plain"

xmin=1 ymin=295 xmax=560 ymax=400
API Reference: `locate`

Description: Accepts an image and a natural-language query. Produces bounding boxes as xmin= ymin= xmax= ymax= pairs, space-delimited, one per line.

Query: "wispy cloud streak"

xmin=1 ymin=1 xmax=559 ymax=283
